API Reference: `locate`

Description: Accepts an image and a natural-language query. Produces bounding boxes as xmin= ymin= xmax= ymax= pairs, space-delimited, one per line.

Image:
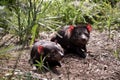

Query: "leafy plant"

xmin=0 ymin=7 xmax=11 ymax=35
xmin=35 ymin=55 xmax=50 ymax=73
xmin=35 ymin=55 xmax=44 ymax=71
xmin=1 ymin=0 xmax=120 ymax=47
xmin=6 ymin=0 xmax=61 ymax=46
xmin=47 ymin=0 xmax=86 ymax=25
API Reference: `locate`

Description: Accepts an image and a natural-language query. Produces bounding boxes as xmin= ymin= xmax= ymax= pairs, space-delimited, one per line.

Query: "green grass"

xmin=0 ymin=0 xmax=120 ymax=46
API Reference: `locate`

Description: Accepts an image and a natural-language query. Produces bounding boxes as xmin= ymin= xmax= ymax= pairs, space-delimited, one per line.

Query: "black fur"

xmin=29 ymin=40 xmax=64 ymax=69
xmin=51 ymin=23 xmax=91 ymax=58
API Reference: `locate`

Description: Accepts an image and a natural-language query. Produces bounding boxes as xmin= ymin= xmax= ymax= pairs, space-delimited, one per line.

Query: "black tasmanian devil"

xmin=51 ymin=23 xmax=92 ymax=58
xmin=29 ymin=40 xmax=64 ymax=70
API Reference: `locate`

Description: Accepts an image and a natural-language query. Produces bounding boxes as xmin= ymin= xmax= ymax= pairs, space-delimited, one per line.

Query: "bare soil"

xmin=0 ymin=30 xmax=120 ymax=80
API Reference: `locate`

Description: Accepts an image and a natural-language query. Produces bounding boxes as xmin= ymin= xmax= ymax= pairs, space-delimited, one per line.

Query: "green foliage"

xmin=0 ymin=0 xmax=119 ymax=46
xmin=35 ymin=55 xmax=44 ymax=70
xmin=30 ymin=24 xmax=38 ymax=45
xmin=0 ymin=7 xmax=11 ymax=34
xmin=114 ymin=48 xmax=120 ymax=60
xmin=6 ymin=0 xmax=59 ymax=46
xmin=0 ymin=0 xmax=16 ymax=6
xmin=45 ymin=0 xmax=120 ymax=30
xmin=35 ymin=55 xmax=49 ymax=72
xmin=45 ymin=0 xmax=85 ymax=25
xmin=92 ymin=1 xmax=120 ymax=30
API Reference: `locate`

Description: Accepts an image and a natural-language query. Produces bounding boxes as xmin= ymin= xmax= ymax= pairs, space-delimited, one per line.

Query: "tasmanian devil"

xmin=29 ymin=40 xmax=64 ymax=70
xmin=51 ymin=23 xmax=92 ymax=58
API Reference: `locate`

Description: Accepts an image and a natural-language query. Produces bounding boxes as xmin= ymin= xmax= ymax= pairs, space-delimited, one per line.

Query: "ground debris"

xmin=0 ymin=30 xmax=120 ymax=80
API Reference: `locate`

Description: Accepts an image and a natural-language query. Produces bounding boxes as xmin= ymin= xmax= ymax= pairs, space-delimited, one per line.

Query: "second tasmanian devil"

xmin=29 ymin=40 xmax=64 ymax=70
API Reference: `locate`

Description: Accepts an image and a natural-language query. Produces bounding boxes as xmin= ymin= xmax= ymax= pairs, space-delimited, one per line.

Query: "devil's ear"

xmin=37 ymin=46 xmax=44 ymax=54
xmin=87 ymin=24 xmax=92 ymax=32
xmin=65 ymin=25 xmax=74 ymax=38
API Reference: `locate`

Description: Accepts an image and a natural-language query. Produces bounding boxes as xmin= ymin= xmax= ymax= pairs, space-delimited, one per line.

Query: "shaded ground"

xmin=0 ymin=30 xmax=120 ymax=80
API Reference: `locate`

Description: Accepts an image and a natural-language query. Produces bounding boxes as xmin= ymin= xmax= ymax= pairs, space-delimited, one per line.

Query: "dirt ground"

xmin=0 ymin=30 xmax=120 ymax=80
